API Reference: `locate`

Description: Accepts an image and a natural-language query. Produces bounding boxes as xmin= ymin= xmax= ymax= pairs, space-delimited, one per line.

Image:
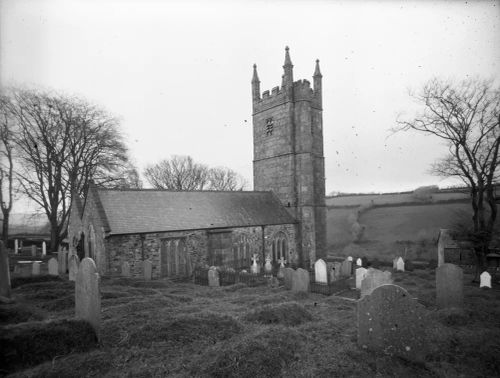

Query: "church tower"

xmin=252 ymin=47 xmax=326 ymax=267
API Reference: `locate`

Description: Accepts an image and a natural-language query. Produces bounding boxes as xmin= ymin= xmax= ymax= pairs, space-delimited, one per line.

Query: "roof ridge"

xmin=97 ymin=188 xmax=274 ymax=194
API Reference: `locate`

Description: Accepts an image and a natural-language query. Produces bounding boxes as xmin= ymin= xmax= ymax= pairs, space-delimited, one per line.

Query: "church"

xmin=68 ymin=47 xmax=327 ymax=278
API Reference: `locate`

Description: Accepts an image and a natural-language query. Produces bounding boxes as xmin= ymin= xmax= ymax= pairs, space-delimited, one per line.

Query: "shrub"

xmin=243 ymin=302 xmax=313 ymax=326
xmin=190 ymin=327 xmax=303 ymax=378
xmin=0 ymin=319 xmax=97 ymax=373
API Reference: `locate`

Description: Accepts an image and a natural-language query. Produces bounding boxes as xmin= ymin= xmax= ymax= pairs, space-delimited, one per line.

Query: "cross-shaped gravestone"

xmin=278 ymin=257 xmax=286 ymax=268
xmin=264 ymin=255 xmax=273 ymax=274
xmin=480 ymin=271 xmax=491 ymax=288
xmin=277 ymin=257 xmax=287 ymax=279
xmin=251 ymin=254 xmax=260 ymax=274
xmin=396 ymin=257 xmax=405 ymax=272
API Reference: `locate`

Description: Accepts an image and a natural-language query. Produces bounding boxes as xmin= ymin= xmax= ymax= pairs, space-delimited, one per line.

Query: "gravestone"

xmin=48 ymin=258 xmax=59 ymax=276
xmin=437 ymin=229 xmax=457 ymax=267
xmin=42 ymin=241 xmax=46 ymax=256
xmin=31 ymin=244 xmax=37 ymax=257
xmin=0 ymin=241 xmax=11 ymax=298
xmin=15 ymin=262 xmax=32 ymax=277
xmin=32 ymin=261 xmax=41 ymax=276
xmin=208 ymin=267 xmax=220 ymax=287
xmin=314 ymin=259 xmax=328 ymax=284
xmin=283 ymin=267 xmax=294 ymax=290
xmin=58 ymin=249 xmax=67 ymax=275
xmin=264 ymin=255 xmax=273 ymax=275
xmin=143 ymin=260 xmax=152 ymax=280
xmin=360 ymin=268 xmax=393 ymax=298
xmin=436 ymin=263 xmax=463 ymax=309
xmin=68 ymin=255 xmax=80 ymax=281
xmin=356 ymin=258 xmax=362 ymax=266
xmin=330 ymin=262 xmax=342 ymax=282
xmin=347 ymin=256 xmax=353 ymax=261
xmin=356 ymin=267 xmax=368 ymax=290
xmin=14 ymin=239 xmax=18 ymax=254
xmin=251 ymin=254 xmax=260 ymax=274
xmin=291 ymin=268 xmax=310 ymax=293
xmin=121 ymin=261 xmax=131 ymax=277
xmin=396 ymin=257 xmax=405 ymax=272
xmin=393 ymin=257 xmax=398 ymax=270
xmin=277 ymin=257 xmax=286 ymax=279
xmin=340 ymin=258 xmax=352 ymax=277
xmin=357 ymin=284 xmax=428 ymax=362
xmin=75 ymin=257 xmax=101 ymax=339
xmin=480 ymin=271 xmax=491 ymax=288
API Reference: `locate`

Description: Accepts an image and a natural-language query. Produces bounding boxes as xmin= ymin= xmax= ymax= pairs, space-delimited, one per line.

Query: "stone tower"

xmin=252 ymin=47 xmax=326 ymax=267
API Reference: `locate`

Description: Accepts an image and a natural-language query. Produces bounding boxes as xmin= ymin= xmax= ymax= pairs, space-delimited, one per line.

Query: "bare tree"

xmin=4 ymin=88 xmax=132 ymax=251
xmin=144 ymin=155 xmax=210 ymax=190
xmin=208 ymin=167 xmax=247 ymax=191
xmin=144 ymin=155 xmax=247 ymax=191
xmin=0 ymin=95 xmax=16 ymax=245
xmin=396 ymin=78 xmax=500 ymax=278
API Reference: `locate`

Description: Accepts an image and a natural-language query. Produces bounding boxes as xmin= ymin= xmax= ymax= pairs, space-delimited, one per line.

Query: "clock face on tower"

xmin=265 ymin=118 xmax=274 ymax=136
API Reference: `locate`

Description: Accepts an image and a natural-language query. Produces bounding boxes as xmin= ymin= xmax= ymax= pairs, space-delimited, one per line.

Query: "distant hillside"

xmin=0 ymin=213 xmax=50 ymax=237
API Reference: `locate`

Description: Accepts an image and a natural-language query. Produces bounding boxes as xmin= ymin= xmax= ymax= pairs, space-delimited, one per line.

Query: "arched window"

xmin=271 ymin=232 xmax=288 ymax=264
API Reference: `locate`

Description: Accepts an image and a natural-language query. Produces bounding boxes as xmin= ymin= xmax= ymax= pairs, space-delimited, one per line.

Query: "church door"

xmin=161 ymin=238 xmax=190 ymax=278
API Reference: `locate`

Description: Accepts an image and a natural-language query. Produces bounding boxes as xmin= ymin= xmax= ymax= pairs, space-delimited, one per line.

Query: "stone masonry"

xmin=252 ymin=47 xmax=326 ymax=267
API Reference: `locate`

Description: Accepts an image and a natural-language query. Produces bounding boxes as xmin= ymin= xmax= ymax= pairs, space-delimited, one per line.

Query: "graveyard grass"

xmin=2 ymin=270 xmax=500 ymax=377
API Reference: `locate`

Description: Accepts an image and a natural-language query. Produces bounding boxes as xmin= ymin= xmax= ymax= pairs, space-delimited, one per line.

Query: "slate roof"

xmin=92 ymin=189 xmax=297 ymax=235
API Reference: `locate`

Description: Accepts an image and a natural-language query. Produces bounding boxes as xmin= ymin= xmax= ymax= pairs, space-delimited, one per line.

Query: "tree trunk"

xmin=2 ymin=211 xmax=9 ymax=246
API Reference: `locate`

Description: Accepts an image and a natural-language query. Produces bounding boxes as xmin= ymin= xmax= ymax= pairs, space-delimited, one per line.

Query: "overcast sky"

xmin=1 ymin=0 xmax=499 ymax=212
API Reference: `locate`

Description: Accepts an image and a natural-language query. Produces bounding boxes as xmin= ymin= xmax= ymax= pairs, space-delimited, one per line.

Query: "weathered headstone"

xmin=355 ymin=267 xmax=368 ymax=290
xmin=32 ymin=261 xmax=41 ymax=276
xmin=283 ymin=267 xmax=294 ymax=290
xmin=356 ymin=258 xmax=362 ymax=266
xmin=75 ymin=257 xmax=101 ymax=339
xmin=347 ymin=256 xmax=353 ymax=262
xmin=31 ymin=244 xmax=37 ymax=257
xmin=264 ymin=255 xmax=273 ymax=275
xmin=480 ymin=271 xmax=491 ymax=288
xmin=121 ymin=261 xmax=131 ymax=277
xmin=358 ymin=284 xmax=428 ymax=362
xmin=291 ymin=268 xmax=310 ymax=293
xmin=42 ymin=241 xmax=46 ymax=256
xmin=251 ymin=254 xmax=260 ymax=274
xmin=437 ymin=229 xmax=457 ymax=267
xmin=330 ymin=262 xmax=342 ymax=282
xmin=314 ymin=259 xmax=328 ymax=284
xmin=436 ymin=263 xmax=463 ymax=309
xmin=48 ymin=257 xmax=59 ymax=276
xmin=143 ymin=260 xmax=152 ymax=280
xmin=0 ymin=241 xmax=11 ymax=298
xmin=68 ymin=255 xmax=80 ymax=281
xmin=208 ymin=267 xmax=220 ymax=287
xmin=393 ymin=257 xmax=398 ymax=270
xmin=14 ymin=239 xmax=18 ymax=255
xmin=396 ymin=257 xmax=405 ymax=272
xmin=360 ymin=268 xmax=393 ymax=298
xmin=58 ymin=249 xmax=67 ymax=275
xmin=340 ymin=258 xmax=352 ymax=277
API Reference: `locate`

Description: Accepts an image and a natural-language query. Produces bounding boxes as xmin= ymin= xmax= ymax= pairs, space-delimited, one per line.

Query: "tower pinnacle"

xmin=252 ymin=64 xmax=260 ymax=83
xmin=314 ymin=59 xmax=322 ymax=78
xmin=283 ymin=46 xmax=293 ymax=67
xmin=252 ymin=64 xmax=261 ymax=101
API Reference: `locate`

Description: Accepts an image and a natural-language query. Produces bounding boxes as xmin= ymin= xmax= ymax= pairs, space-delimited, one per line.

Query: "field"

xmin=2 ymin=272 xmax=500 ymax=377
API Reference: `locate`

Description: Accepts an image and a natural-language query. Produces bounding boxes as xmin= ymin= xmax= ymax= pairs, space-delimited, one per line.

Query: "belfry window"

xmin=265 ymin=118 xmax=274 ymax=136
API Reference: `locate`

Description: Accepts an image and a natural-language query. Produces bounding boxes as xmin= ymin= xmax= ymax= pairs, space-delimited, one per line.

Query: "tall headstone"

xmin=355 ymin=267 xmax=368 ymax=290
xmin=340 ymin=258 xmax=352 ymax=277
xmin=143 ymin=260 xmax=152 ymax=281
xmin=208 ymin=267 xmax=220 ymax=287
xmin=357 ymin=284 xmax=428 ymax=362
xmin=283 ymin=267 xmax=294 ymax=290
xmin=264 ymin=255 xmax=273 ymax=275
xmin=291 ymin=268 xmax=310 ymax=293
xmin=48 ymin=258 xmax=59 ymax=276
xmin=58 ymin=249 xmax=67 ymax=275
xmin=32 ymin=261 xmax=41 ymax=276
xmin=68 ymin=255 xmax=80 ymax=281
xmin=75 ymin=258 xmax=101 ymax=339
xmin=14 ymin=239 xmax=18 ymax=255
xmin=360 ymin=268 xmax=393 ymax=298
xmin=0 ymin=241 xmax=11 ymax=298
xmin=31 ymin=244 xmax=37 ymax=257
xmin=396 ymin=257 xmax=405 ymax=272
xmin=251 ymin=254 xmax=260 ymax=274
xmin=42 ymin=241 xmax=47 ymax=256
xmin=436 ymin=263 xmax=463 ymax=309
xmin=480 ymin=271 xmax=491 ymax=288
xmin=121 ymin=261 xmax=131 ymax=277
xmin=356 ymin=258 xmax=362 ymax=267
xmin=314 ymin=259 xmax=328 ymax=284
